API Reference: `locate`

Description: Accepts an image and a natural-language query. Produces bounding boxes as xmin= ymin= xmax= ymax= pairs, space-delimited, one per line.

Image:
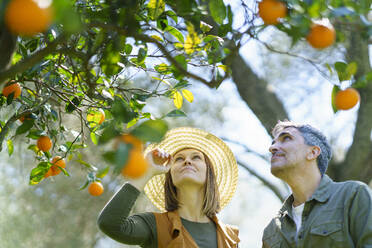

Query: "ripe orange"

xmin=335 ymin=88 xmax=360 ymax=110
xmin=87 ymin=108 xmax=105 ymax=125
xmin=50 ymin=156 xmax=66 ymax=176
xmin=19 ymin=114 xmax=32 ymax=123
xmin=121 ymin=149 xmax=149 ymax=179
xmin=44 ymin=168 xmax=53 ymax=178
xmin=118 ymin=134 xmax=143 ymax=151
xmin=306 ymin=23 xmax=336 ymax=49
xmin=2 ymin=82 xmax=21 ymax=99
xmin=258 ymin=0 xmax=287 ymax=25
xmin=37 ymin=136 xmax=52 ymax=152
xmin=88 ymin=181 xmax=104 ymax=196
xmin=4 ymin=0 xmax=53 ymax=36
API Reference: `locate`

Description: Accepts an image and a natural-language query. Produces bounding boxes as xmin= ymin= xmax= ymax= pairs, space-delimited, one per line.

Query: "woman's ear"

xmin=307 ymin=146 xmax=321 ymax=161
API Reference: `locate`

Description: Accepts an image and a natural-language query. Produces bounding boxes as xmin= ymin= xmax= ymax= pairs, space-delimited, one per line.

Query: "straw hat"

xmin=144 ymin=127 xmax=238 ymax=212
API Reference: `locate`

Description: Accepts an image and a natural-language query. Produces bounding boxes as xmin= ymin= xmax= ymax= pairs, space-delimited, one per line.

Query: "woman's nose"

xmin=183 ymin=158 xmax=192 ymax=165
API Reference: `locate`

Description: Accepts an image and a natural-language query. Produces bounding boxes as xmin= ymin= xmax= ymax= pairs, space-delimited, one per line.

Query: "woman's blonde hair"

xmin=164 ymin=151 xmax=221 ymax=218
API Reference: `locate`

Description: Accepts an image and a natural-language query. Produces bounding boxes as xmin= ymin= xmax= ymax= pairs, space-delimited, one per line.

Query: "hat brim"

xmin=144 ymin=127 xmax=238 ymax=212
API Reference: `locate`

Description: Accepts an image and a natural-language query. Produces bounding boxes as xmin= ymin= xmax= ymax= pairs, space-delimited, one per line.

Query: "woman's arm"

xmin=97 ymin=183 xmax=156 ymax=246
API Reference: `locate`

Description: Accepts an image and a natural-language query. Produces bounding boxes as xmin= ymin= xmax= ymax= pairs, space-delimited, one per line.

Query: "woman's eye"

xmin=193 ymin=155 xmax=201 ymax=160
xmin=283 ymin=136 xmax=291 ymax=141
xmin=175 ymin=157 xmax=183 ymax=161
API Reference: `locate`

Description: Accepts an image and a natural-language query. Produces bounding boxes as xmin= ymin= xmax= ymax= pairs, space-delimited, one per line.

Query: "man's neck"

xmin=285 ymin=166 xmax=322 ymax=207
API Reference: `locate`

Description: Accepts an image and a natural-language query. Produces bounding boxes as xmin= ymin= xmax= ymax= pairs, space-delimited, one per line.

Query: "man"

xmin=262 ymin=120 xmax=372 ymax=248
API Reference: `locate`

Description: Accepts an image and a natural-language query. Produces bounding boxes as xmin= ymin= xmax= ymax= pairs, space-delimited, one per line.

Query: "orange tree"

xmin=0 ymin=0 xmax=371 ymax=190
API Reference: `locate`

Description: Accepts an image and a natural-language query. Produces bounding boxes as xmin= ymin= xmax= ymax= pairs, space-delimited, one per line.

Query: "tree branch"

xmin=237 ymin=160 xmax=286 ymax=202
xmin=0 ymin=35 xmax=66 ymax=85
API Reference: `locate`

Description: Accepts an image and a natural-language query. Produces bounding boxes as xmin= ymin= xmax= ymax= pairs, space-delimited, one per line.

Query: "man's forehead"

xmin=273 ymin=126 xmax=301 ymax=138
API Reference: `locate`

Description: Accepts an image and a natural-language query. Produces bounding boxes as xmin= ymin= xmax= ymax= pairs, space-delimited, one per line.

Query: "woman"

xmin=98 ymin=127 xmax=240 ymax=248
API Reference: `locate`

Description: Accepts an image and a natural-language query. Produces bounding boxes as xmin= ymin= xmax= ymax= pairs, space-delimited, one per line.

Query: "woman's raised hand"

xmin=130 ymin=148 xmax=171 ymax=191
xmin=146 ymin=149 xmax=172 ymax=176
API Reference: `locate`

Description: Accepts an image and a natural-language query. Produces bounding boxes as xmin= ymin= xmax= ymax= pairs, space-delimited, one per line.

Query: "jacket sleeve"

xmin=349 ymin=183 xmax=372 ymax=248
xmin=97 ymin=183 xmax=156 ymax=246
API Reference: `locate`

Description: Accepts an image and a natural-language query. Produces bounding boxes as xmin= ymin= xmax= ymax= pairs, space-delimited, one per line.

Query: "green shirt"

xmin=262 ymin=175 xmax=372 ymax=248
xmin=97 ymin=183 xmax=217 ymax=248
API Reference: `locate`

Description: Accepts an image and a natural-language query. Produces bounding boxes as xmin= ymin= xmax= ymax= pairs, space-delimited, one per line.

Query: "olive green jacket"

xmin=262 ymin=175 xmax=372 ymax=248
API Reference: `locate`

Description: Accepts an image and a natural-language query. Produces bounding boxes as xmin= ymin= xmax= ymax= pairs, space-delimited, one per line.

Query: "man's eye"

xmin=283 ymin=136 xmax=291 ymax=141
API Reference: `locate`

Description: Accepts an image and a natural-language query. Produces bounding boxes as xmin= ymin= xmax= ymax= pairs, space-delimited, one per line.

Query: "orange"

xmin=88 ymin=181 xmax=104 ymax=196
xmin=306 ymin=23 xmax=336 ymax=49
xmin=37 ymin=136 xmax=52 ymax=152
xmin=87 ymin=108 xmax=105 ymax=125
xmin=121 ymin=149 xmax=149 ymax=179
xmin=118 ymin=134 xmax=143 ymax=151
xmin=258 ymin=0 xmax=287 ymax=25
xmin=2 ymin=82 xmax=21 ymax=99
xmin=50 ymin=156 xmax=66 ymax=176
xmin=19 ymin=114 xmax=32 ymax=123
xmin=335 ymin=88 xmax=360 ymax=110
xmin=4 ymin=0 xmax=53 ymax=36
xmin=44 ymin=168 xmax=53 ymax=178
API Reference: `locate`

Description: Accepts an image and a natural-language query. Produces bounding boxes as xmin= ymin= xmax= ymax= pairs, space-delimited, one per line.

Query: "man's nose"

xmin=269 ymin=143 xmax=278 ymax=154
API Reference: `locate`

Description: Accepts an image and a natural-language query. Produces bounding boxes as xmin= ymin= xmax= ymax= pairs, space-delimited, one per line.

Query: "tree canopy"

xmin=0 ymin=0 xmax=371 ymax=193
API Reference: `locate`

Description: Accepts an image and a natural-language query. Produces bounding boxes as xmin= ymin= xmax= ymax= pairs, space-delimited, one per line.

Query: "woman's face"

xmin=170 ymin=148 xmax=207 ymax=188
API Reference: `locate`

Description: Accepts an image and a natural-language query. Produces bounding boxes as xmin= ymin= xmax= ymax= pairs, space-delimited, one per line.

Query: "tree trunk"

xmin=230 ymin=49 xmax=288 ymax=133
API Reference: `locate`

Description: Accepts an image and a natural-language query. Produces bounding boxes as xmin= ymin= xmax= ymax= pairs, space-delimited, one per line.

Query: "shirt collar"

xmin=279 ymin=174 xmax=334 ymax=216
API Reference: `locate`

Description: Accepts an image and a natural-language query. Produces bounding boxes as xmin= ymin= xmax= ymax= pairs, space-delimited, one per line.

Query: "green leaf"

xmin=331 ymin=85 xmax=341 ymax=113
xmin=131 ymin=119 xmax=168 ymax=143
xmin=111 ymin=97 xmax=137 ymax=123
xmin=127 ymin=118 xmax=138 ymax=128
xmin=137 ymin=47 xmax=148 ymax=64
xmin=90 ymin=132 xmax=98 ymax=145
xmin=147 ymin=0 xmax=165 ymax=20
xmin=114 ymin=143 xmax=130 ymax=173
xmin=15 ymin=120 xmax=34 ymax=136
xmin=65 ymin=97 xmax=82 ymax=113
xmin=165 ymin=109 xmax=187 ymax=117
xmin=334 ymin=62 xmax=348 ymax=81
xmin=124 ymin=44 xmax=133 ymax=54
xmin=7 ymin=139 xmax=13 ymax=156
xmin=29 ymin=162 xmax=52 ymax=185
xmin=346 ymin=62 xmax=358 ymax=77
xmin=98 ymin=125 xmax=120 ymax=144
xmin=96 ymin=166 xmax=110 ymax=178
xmin=165 ymin=26 xmax=184 ymax=43
xmin=26 ymin=129 xmax=44 ymax=139
xmin=209 ymin=0 xmax=226 ymax=24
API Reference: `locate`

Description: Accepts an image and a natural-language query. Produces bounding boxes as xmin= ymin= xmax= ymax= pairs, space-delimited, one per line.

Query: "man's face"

xmin=269 ymin=127 xmax=311 ymax=177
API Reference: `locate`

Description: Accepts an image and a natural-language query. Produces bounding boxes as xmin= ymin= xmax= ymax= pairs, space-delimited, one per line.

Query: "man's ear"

xmin=307 ymin=146 xmax=321 ymax=161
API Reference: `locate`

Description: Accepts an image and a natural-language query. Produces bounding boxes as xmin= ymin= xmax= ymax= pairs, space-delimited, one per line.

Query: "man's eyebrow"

xmin=271 ymin=131 xmax=292 ymax=145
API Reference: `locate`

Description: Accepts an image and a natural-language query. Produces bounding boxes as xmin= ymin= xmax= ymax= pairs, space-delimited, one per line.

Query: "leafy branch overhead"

xmin=0 ymin=0 xmax=371 ymax=192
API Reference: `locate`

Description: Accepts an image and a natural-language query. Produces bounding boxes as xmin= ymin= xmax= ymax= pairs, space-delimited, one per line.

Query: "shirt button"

xmin=323 ymin=230 xmax=327 ymax=235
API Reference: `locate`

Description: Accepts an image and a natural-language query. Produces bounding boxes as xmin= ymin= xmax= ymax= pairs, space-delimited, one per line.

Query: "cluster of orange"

xmin=4 ymin=0 xmax=53 ymax=36
xmin=258 ymin=0 xmax=335 ymax=49
xmin=35 ymin=135 xmax=67 ymax=178
xmin=257 ymin=0 xmax=360 ymax=110
xmin=87 ymin=134 xmax=149 ymax=197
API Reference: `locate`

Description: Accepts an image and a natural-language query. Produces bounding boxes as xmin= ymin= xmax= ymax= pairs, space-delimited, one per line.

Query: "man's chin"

xmin=271 ymin=165 xmax=285 ymax=178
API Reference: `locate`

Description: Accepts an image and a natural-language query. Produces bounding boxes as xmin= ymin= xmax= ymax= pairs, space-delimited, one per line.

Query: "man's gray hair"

xmin=272 ymin=120 xmax=332 ymax=176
